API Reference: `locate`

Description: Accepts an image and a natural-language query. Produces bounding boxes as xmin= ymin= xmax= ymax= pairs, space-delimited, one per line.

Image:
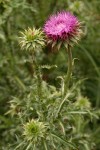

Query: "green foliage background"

xmin=0 ymin=0 xmax=100 ymax=149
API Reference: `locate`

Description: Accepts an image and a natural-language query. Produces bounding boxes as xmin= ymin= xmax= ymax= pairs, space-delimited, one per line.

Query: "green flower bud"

xmin=19 ymin=27 xmax=45 ymax=52
xmin=75 ymin=96 xmax=91 ymax=109
xmin=23 ymin=119 xmax=47 ymax=142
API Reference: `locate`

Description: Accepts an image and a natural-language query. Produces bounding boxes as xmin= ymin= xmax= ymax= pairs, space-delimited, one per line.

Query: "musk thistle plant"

xmin=6 ymin=11 xmax=99 ymax=150
xmin=44 ymin=11 xmax=83 ymax=91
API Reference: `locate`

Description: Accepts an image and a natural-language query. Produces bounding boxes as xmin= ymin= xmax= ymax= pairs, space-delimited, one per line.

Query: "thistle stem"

xmin=31 ymin=53 xmax=42 ymax=100
xmin=64 ymin=45 xmax=73 ymax=93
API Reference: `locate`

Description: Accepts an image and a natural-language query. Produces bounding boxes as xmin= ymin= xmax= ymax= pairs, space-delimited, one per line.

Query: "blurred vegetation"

xmin=0 ymin=0 xmax=100 ymax=149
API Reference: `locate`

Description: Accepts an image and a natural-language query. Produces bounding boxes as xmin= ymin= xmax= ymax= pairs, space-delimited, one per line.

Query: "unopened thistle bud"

xmin=75 ymin=96 xmax=91 ymax=109
xmin=23 ymin=119 xmax=47 ymax=142
xmin=44 ymin=11 xmax=82 ymax=51
xmin=19 ymin=27 xmax=45 ymax=52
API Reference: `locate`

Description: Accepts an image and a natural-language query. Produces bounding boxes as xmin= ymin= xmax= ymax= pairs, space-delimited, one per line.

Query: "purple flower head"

xmin=44 ymin=11 xmax=82 ymax=49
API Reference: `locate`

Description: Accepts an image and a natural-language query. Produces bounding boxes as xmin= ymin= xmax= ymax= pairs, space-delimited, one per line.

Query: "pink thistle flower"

xmin=44 ymin=11 xmax=82 ymax=50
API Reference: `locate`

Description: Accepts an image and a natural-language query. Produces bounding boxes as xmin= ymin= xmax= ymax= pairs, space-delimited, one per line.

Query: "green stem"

xmin=37 ymin=66 xmax=42 ymax=100
xmin=64 ymin=45 xmax=73 ymax=92
xmin=31 ymin=53 xmax=44 ymax=120
xmin=31 ymin=53 xmax=42 ymax=101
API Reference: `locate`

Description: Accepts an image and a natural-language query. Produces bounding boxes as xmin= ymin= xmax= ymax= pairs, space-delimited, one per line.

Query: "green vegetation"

xmin=0 ymin=0 xmax=100 ymax=149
